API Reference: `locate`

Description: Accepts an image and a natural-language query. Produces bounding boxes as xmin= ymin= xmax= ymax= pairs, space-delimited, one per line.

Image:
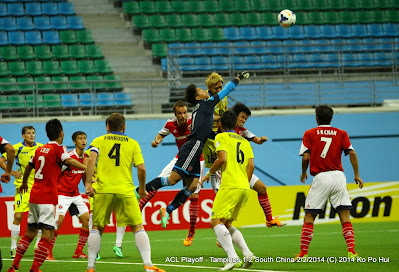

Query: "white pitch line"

xmin=1 ymin=258 xmax=286 ymax=272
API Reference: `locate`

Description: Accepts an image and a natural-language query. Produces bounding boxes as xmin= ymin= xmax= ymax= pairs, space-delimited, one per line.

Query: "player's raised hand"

xmin=19 ymin=182 xmax=28 ymax=194
xmin=151 ymin=139 xmax=161 ymax=148
xmin=1 ymin=172 xmax=11 ymax=183
xmin=236 ymin=71 xmax=250 ymax=80
xmin=300 ymin=172 xmax=307 ymax=183
xmin=354 ymin=175 xmax=364 ymax=189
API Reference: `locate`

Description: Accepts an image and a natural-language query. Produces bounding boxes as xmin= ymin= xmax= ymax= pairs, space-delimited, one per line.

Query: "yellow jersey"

xmin=215 ymin=132 xmax=253 ymax=190
xmin=208 ymin=90 xmax=228 ymax=133
xmin=89 ymin=132 xmax=144 ymax=196
xmin=2 ymin=141 xmax=43 ymax=188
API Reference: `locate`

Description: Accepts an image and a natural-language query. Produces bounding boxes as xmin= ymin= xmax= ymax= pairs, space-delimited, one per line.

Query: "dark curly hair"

xmin=185 ymin=84 xmax=199 ymax=105
xmin=231 ymin=102 xmax=251 ymax=117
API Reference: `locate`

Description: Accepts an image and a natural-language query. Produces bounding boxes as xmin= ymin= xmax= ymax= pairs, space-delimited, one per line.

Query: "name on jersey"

xmin=40 ymin=147 xmax=50 ymax=154
xmin=317 ymin=130 xmax=337 ymax=136
xmin=103 ymin=135 xmax=129 ymax=142
xmin=71 ymin=170 xmax=85 ymax=174
xmin=228 ymin=133 xmax=243 ymax=140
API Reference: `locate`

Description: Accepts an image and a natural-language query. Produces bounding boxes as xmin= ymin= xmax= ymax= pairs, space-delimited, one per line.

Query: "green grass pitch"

xmin=1 ymin=221 xmax=398 ymax=272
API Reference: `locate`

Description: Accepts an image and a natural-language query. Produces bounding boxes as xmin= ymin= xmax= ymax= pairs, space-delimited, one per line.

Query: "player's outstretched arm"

xmin=300 ymin=153 xmax=309 ymax=183
xmin=1 ymin=143 xmax=15 ymax=183
xmin=151 ymin=134 xmax=165 ymax=148
xmin=65 ymin=157 xmax=86 ymax=170
xmin=349 ymin=150 xmax=364 ymax=189
xmin=20 ymin=164 xmax=33 ymax=193
xmin=252 ymin=136 xmax=268 ymax=145
xmin=136 ymin=163 xmax=148 ymax=198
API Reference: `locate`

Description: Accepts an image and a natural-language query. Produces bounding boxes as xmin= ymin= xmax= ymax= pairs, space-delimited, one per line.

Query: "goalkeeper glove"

xmin=237 ymin=71 xmax=250 ymax=79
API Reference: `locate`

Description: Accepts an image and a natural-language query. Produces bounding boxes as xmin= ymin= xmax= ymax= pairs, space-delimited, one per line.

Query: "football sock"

xmin=30 ymin=237 xmax=51 ymax=272
xmin=258 ymin=193 xmax=273 ymax=222
xmin=166 ymin=186 xmax=192 ymax=214
xmin=342 ymin=222 xmax=356 ymax=254
xmin=76 ymin=228 xmax=89 ymax=252
xmin=13 ymin=234 xmax=33 ymax=269
xmin=11 ymin=224 xmax=20 ymax=250
xmin=48 ymin=230 xmax=58 ymax=255
xmin=35 ymin=229 xmax=42 ymax=247
xmin=89 ymin=213 xmax=93 ymax=232
xmin=87 ymin=229 xmax=101 ymax=269
xmin=134 ymin=230 xmax=153 ymax=267
xmin=300 ymin=222 xmax=314 ymax=255
xmin=228 ymin=226 xmax=251 ymax=256
xmin=210 ymin=174 xmax=219 ymax=193
xmin=139 ymin=190 xmax=157 ymax=211
xmin=213 ymin=224 xmax=239 ymax=260
xmin=143 ymin=177 xmax=170 ymax=192
xmin=115 ymin=226 xmax=126 ymax=248
xmin=189 ymin=198 xmax=199 ymax=235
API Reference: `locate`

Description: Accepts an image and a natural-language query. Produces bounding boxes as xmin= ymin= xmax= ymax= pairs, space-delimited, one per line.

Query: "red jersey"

xmin=58 ymin=149 xmax=87 ymax=197
xmin=29 ymin=141 xmax=70 ymax=205
xmin=234 ymin=126 xmax=256 ymax=141
xmin=299 ymin=125 xmax=353 ymax=176
xmin=158 ymin=116 xmax=204 ymax=160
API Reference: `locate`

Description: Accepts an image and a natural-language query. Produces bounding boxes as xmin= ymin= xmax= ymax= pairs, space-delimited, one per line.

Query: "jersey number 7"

xmin=320 ymin=137 xmax=332 ymax=158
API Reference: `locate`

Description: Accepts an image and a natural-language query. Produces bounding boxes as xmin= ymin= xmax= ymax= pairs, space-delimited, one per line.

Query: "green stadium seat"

xmin=198 ymin=14 xmax=215 ymax=27
xmin=52 ymin=76 xmax=70 ymax=91
xmin=133 ymin=15 xmax=151 ymax=29
xmin=280 ymin=0 xmax=298 ymax=11
xmin=236 ymin=1 xmax=253 ymax=12
xmin=295 ymin=12 xmax=309 ymax=25
xmin=187 ymin=1 xmax=205 ymax=13
xmin=152 ymin=43 xmax=168 ymax=58
xmin=192 ymin=28 xmax=210 ymax=42
xmin=155 ymin=1 xmax=173 ymax=13
xmin=357 ymin=0 xmax=376 ymax=9
xmin=265 ymin=0 xmax=281 ymax=11
xmin=203 ymin=0 xmax=221 ymax=13
xmin=247 ymin=13 xmax=264 ymax=26
xmin=340 ymin=11 xmax=356 ymax=24
xmin=142 ymin=29 xmax=161 ymax=43
xmin=34 ymin=45 xmax=52 ymax=60
xmin=214 ymin=13 xmax=231 ymax=27
xmin=308 ymin=12 xmax=325 ymax=25
xmin=165 ymin=14 xmax=183 ymax=28
xmin=17 ymin=46 xmax=35 ymax=61
xmin=386 ymin=10 xmax=399 ymax=23
xmin=295 ymin=0 xmax=314 ymax=11
xmin=26 ymin=61 xmax=44 ymax=76
xmin=43 ymin=94 xmax=62 ymax=107
xmin=0 ymin=96 xmax=8 ymax=110
xmin=0 ymin=77 xmax=17 ymax=93
xmin=77 ymin=60 xmax=95 ymax=75
xmin=373 ymin=10 xmax=389 ymax=23
xmin=76 ymin=30 xmax=94 ymax=44
xmin=230 ymin=13 xmax=247 ymax=27
xmin=8 ymin=61 xmax=26 ymax=77
xmin=94 ymin=60 xmax=112 ymax=74
xmin=262 ymin=12 xmax=278 ymax=25
xmin=52 ymin=44 xmax=71 ymax=60
xmin=176 ymin=28 xmax=193 ymax=42
xmin=123 ymin=1 xmax=139 ymax=15
xmin=0 ymin=62 xmax=8 ymax=77
xmin=1 ymin=46 xmax=18 ymax=61
xmin=159 ymin=28 xmax=177 ymax=43
xmin=17 ymin=77 xmax=34 ymax=93
xmin=150 ymin=15 xmax=167 ymax=28
xmin=59 ymin=30 xmax=77 ymax=44
xmin=70 ymin=76 xmax=89 ymax=91
xmin=356 ymin=10 xmax=376 ymax=24
xmin=60 ymin=60 xmax=78 ymax=75
xmin=314 ymin=0 xmax=343 ymax=10
xmin=69 ymin=44 xmax=87 ymax=59
xmin=251 ymin=0 xmax=267 ymax=11
xmin=209 ymin=28 xmax=225 ymax=41
xmin=139 ymin=1 xmax=156 ymax=14
xmin=43 ymin=60 xmax=61 ymax=76
xmin=182 ymin=14 xmax=199 ymax=28
xmin=25 ymin=95 xmax=43 ymax=108
xmin=87 ymin=75 xmax=105 ymax=90
xmin=171 ymin=0 xmax=190 ymax=13
xmin=324 ymin=12 xmax=341 ymax=25
xmin=104 ymin=74 xmax=122 ymax=91
xmin=374 ymin=0 xmax=393 ymax=9
xmin=219 ymin=0 xmax=237 ymax=12
xmin=86 ymin=44 xmax=104 ymax=59
xmin=34 ymin=77 xmax=53 ymax=92
xmin=343 ymin=0 xmax=357 ymax=10
xmin=8 ymin=95 xmax=26 ymax=109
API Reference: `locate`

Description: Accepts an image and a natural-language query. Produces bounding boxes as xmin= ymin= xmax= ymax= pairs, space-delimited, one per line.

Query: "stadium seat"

xmin=208 ymin=28 xmax=224 ymax=41
xmin=7 ymin=3 xmax=24 ymax=16
xmin=52 ymin=44 xmax=70 ymax=59
xmin=255 ymin=26 xmax=272 ymax=39
xmin=17 ymin=46 xmax=35 ymax=60
xmin=165 ymin=14 xmax=183 ymax=28
xmin=267 ymin=40 xmax=283 ymax=54
xmin=0 ymin=62 xmax=8 ymax=77
xmin=26 ymin=61 xmax=44 ymax=76
xmin=386 ymin=10 xmax=399 ymax=23
xmin=230 ymin=13 xmax=246 ymax=27
xmin=77 ymin=60 xmax=95 ymax=75
xmin=379 ymin=38 xmax=394 ymax=51
xmin=34 ymin=16 xmax=52 ymax=31
xmin=342 ymin=53 xmax=359 ymax=67
xmin=114 ymin=92 xmax=132 ymax=106
xmin=211 ymin=56 xmax=229 ymax=71
xmin=152 ymin=43 xmax=167 ymax=58
xmin=0 ymin=32 xmax=8 ymax=46
xmin=357 ymin=52 xmax=375 ymax=67
xmin=187 ymin=1 xmax=206 ymax=13
xmin=339 ymin=11 xmax=356 ymax=24
xmin=42 ymin=31 xmax=60 ymax=44
xmin=307 ymin=12 xmax=325 ymax=25
xmin=168 ymin=43 xmax=186 ymax=55
xmin=25 ymin=3 xmax=42 ymax=16
xmin=181 ymin=14 xmax=199 ymax=28
xmin=70 ymin=76 xmax=89 ymax=91
xmin=287 ymin=25 xmax=305 ymax=39
xmin=35 ymin=77 xmax=53 ymax=92
xmin=61 ymin=94 xmax=79 ymax=107
xmin=142 ymin=29 xmax=160 ymax=43
xmin=60 ymin=60 xmax=78 ymax=75
xmin=1 ymin=46 xmax=18 ymax=61
xmin=262 ymin=12 xmax=277 ymax=25
xmin=219 ymin=0 xmax=237 ymax=12
xmin=104 ymin=74 xmax=123 ymax=91
xmin=183 ymin=43 xmax=201 ymax=56
xmin=250 ymin=41 xmax=268 ymax=54
xmin=96 ymin=92 xmax=114 ymax=106
xmin=382 ymin=24 xmax=399 ymax=37
xmin=336 ymin=25 xmax=353 ymax=38
xmin=246 ymin=12 xmax=263 ymax=26
xmin=224 ymin=27 xmax=241 ymax=41
xmin=373 ymin=52 xmax=392 ymax=66
xmin=8 ymin=95 xmax=26 ymax=109
xmin=26 ymin=95 xmax=45 ymax=108
xmin=43 ymin=60 xmax=61 ymax=76
xmin=69 ymin=44 xmax=87 ymax=59
xmin=42 ymin=2 xmax=59 ymax=16
xmin=192 ymin=28 xmax=209 ymax=42
xmin=251 ymin=0 xmax=267 ymax=11
xmin=324 ymin=12 xmax=341 ymax=25
xmin=8 ymin=61 xmax=26 ymax=76
xmin=175 ymin=28 xmax=193 ymax=42
xmin=86 ymin=44 xmax=104 ymax=59
xmin=133 ymin=15 xmax=151 ymax=29
xmin=17 ymin=17 xmax=34 ymax=31
xmin=34 ymin=45 xmax=52 ymax=60
xmin=9 ymin=31 xmax=25 ymax=45
xmin=195 ymin=56 xmax=212 ymax=71
xmin=94 ymin=59 xmax=112 ymax=74
xmin=240 ymin=27 xmax=257 ymax=40
xmin=161 ymin=58 xmax=167 ymax=72
xmin=159 ymin=28 xmax=176 ymax=43
xmin=52 ymin=76 xmax=70 ymax=91
xmin=201 ymin=42 xmax=219 ymax=55
xmin=1 ymin=17 xmax=17 ymax=31
xmin=123 ymin=1 xmax=139 ymax=15
xmin=319 ymin=25 xmax=336 ymax=38
xmin=244 ymin=55 xmax=263 ymax=70
xmin=303 ymin=25 xmax=320 ymax=39
xmin=51 ymin=16 xmax=68 ymax=30
xmin=234 ymin=41 xmax=251 ymax=55
xmin=87 ymin=75 xmax=105 ymax=90
xmin=272 ymin=27 xmax=289 ymax=40
xmin=352 ymin=24 xmax=369 ymax=38
xmin=198 ymin=13 xmax=215 ymax=27
xmin=155 ymin=1 xmax=173 ymax=13
xmin=356 ymin=11 xmax=375 ymax=24
xmin=214 ymin=13 xmax=231 ymax=27
xmin=43 ymin=94 xmax=62 ymax=107
xmin=76 ymin=30 xmax=94 ymax=44
xmin=58 ymin=2 xmax=75 ymax=15
xmin=0 ymin=4 xmax=7 ymax=17
xmin=59 ymin=30 xmax=77 ymax=44
xmin=139 ymin=1 xmax=156 ymax=14
xmin=67 ymin=16 xmax=85 ymax=30
xmin=0 ymin=77 xmax=17 ymax=93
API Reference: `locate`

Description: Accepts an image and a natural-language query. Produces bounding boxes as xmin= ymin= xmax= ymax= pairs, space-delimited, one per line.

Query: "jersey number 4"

xmin=320 ymin=137 xmax=332 ymax=158
xmin=108 ymin=143 xmax=121 ymax=166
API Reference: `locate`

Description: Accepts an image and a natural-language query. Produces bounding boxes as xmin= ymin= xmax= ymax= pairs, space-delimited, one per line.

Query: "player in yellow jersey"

xmin=84 ymin=113 xmax=165 ymax=272
xmin=0 ymin=126 xmax=43 ymax=258
xmin=201 ymin=110 xmax=256 ymax=271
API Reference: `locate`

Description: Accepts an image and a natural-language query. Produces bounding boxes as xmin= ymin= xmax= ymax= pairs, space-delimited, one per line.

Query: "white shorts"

xmin=28 ymin=203 xmax=57 ymax=229
xmin=57 ymin=195 xmax=89 ymax=217
xmin=159 ymin=157 xmax=205 ymax=194
xmin=305 ymin=170 xmax=352 ymax=213
xmin=212 ymin=172 xmax=259 ymax=193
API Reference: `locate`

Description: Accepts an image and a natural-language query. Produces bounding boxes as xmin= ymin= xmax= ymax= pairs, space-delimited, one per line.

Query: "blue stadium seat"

xmin=0 ymin=31 xmax=8 ymax=46
xmin=25 ymin=30 xmax=42 ymax=45
xmin=240 ymin=27 xmax=257 ymax=40
xmin=324 ymin=53 xmax=339 ymax=67
xmin=7 ymin=3 xmax=24 ymax=16
xmin=224 ymin=27 xmax=241 ymax=41
xmin=382 ymin=23 xmax=399 ymax=37
xmin=357 ymin=52 xmax=375 ymax=67
xmin=283 ymin=40 xmax=300 ymax=53
xmin=362 ymin=38 xmax=379 ymax=51
xmin=271 ymin=27 xmax=289 ymax=40
xmin=260 ymin=55 xmax=283 ymax=70
xmin=303 ymin=25 xmax=320 ymax=39
xmin=1 ymin=17 xmax=17 ymax=31
xmin=161 ymin=58 xmax=167 ymax=71
xmin=79 ymin=93 xmax=94 ymax=107
xmin=379 ymin=38 xmax=394 ymax=51
xmin=287 ymin=25 xmax=305 ymax=40
xmin=201 ymin=42 xmax=219 ymax=55
xmin=25 ymin=3 xmax=42 ymax=16
xmin=336 ymin=25 xmax=353 ymax=38
xmin=177 ymin=57 xmax=196 ymax=71
xmin=255 ymin=26 xmax=272 ymax=39
xmin=42 ymin=2 xmax=59 ymax=16
xmin=308 ymin=53 xmax=327 ymax=68
xmin=250 ymin=41 xmax=267 ymax=54
xmin=234 ymin=41 xmax=251 ymax=55
xmin=342 ymin=53 xmax=359 ymax=67
xmin=366 ymin=24 xmax=383 ymax=37
xmin=51 ymin=16 xmax=68 ymax=30
xmin=373 ymin=52 xmax=392 ymax=66
xmin=195 ymin=57 xmax=212 ymax=71
xmin=96 ymin=93 xmax=114 ymax=106
xmin=168 ymin=43 xmax=185 ymax=56
xmin=343 ymin=38 xmax=363 ymax=52
xmin=8 ymin=31 xmax=25 ymax=45
xmin=17 ymin=17 xmax=34 ymax=31
xmin=61 ymin=94 xmax=79 ymax=107
xmin=34 ymin=16 xmax=52 ymax=31
xmin=267 ymin=40 xmax=283 ymax=54
xmin=184 ymin=42 xmax=202 ymax=56
xmin=114 ymin=93 xmax=133 ymax=106
xmin=319 ymin=25 xmax=336 ymax=38
xmin=212 ymin=56 xmax=229 ymax=70
xmin=291 ymin=54 xmax=311 ymax=69
xmin=42 ymin=30 xmax=60 ymax=44
xmin=67 ymin=16 xmax=84 ymax=30
xmin=314 ymin=39 xmax=334 ymax=52
xmin=217 ymin=41 xmax=232 ymax=55
xmin=330 ymin=39 xmax=346 ymax=52
xmin=244 ymin=55 xmax=263 ymax=70
xmin=233 ymin=56 xmax=246 ymax=70
xmin=0 ymin=4 xmax=7 ymax=17
xmin=58 ymin=2 xmax=75 ymax=15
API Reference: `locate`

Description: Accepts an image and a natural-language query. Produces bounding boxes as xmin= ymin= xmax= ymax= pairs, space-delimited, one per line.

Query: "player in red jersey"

xmin=0 ymin=136 xmax=15 ymax=191
xmin=138 ymin=101 xmax=205 ymax=246
xmin=296 ymin=105 xmax=364 ymax=260
xmin=47 ymin=131 xmax=90 ymax=260
xmin=8 ymin=119 xmax=86 ymax=272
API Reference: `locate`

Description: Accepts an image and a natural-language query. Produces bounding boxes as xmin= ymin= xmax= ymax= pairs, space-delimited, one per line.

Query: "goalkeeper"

xmin=140 ymin=71 xmax=250 ymax=228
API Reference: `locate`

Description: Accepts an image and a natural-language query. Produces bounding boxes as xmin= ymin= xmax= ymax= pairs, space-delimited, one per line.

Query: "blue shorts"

xmin=173 ymin=139 xmax=203 ymax=179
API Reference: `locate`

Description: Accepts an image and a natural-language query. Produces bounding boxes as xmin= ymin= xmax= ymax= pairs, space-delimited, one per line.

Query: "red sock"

xmin=300 ymin=222 xmax=314 ymax=255
xmin=342 ymin=222 xmax=356 ymax=254
xmin=12 ymin=234 xmax=33 ymax=269
xmin=189 ymin=198 xmax=199 ymax=235
xmin=48 ymin=230 xmax=58 ymax=256
xmin=258 ymin=193 xmax=273 ymax=221
xmin=76 ymin=228 xmax=89 ymax=252
xmin=30 ymin=237 xmax=51 ymax=272
xmin=139 ymin=190 xmax=157 ymax=211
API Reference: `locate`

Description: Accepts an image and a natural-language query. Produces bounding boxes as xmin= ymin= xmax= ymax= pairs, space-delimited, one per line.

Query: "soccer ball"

xmin=278 ymin=9 xmax=296 ymax=28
